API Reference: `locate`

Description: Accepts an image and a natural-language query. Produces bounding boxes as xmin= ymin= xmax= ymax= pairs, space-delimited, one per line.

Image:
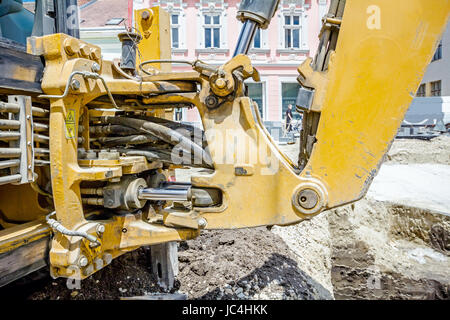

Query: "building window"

xmin=284 ymin=15 xmax=301 ymax=49
xmin=171 ymin=14 xmax=180 ymax=49
xmin=431 ymin=80 xmax=441 ymax=96
xmin=282 ymin=83 xmax=301 ymax=120
xmin=416 ymin=84 xmax=426 ymax=97
xmin=247 ymin=83 xmax=264 ymax=118
xmin=174 ymin=108 xmax=183 ymax=121
xmin=432 ymin=41 xmax=442 ymax=61
xmin=203 ymin=14 xmax=221 ymax=48
xmin=105 ymin=18 xmax=124 ymax=26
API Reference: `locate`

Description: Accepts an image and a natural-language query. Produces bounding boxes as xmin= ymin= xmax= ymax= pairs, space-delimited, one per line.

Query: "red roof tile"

xmin=80 ymin=0 xmax=129 ymax=28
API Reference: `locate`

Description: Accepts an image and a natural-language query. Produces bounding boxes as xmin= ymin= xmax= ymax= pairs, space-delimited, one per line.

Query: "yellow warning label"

xmin=65 ymin=109 xmax=76 ymax=139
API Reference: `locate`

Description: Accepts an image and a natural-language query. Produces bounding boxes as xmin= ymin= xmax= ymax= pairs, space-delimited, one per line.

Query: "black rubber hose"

xmin=102 ymin=116 xmax=213 ymax=167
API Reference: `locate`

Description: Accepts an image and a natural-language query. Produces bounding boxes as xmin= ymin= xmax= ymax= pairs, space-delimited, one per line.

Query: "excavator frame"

xmin=0 ymin=0 xmax=448 ymax=285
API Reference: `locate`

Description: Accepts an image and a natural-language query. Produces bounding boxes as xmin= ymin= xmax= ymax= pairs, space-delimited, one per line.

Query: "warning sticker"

xmin=65 ymin=109 xmax=76 ymax=139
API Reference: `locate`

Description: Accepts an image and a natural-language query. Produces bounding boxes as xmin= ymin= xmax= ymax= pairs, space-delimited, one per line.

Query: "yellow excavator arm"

xmin=0 ymin=0 xmax=448 ymax=282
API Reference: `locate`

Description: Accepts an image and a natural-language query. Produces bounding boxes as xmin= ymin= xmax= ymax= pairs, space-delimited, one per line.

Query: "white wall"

xmin=421 ymin=22 xmax=450 ymax=96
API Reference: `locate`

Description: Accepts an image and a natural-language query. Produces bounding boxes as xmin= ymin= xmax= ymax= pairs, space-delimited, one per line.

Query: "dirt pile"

xmin=177 ymin=228 xmax=332 ymax=300
xmin=385 ymin=135 xmax=450 ymax=165
xmin=1 ymin=228 xmax=333 ymax=300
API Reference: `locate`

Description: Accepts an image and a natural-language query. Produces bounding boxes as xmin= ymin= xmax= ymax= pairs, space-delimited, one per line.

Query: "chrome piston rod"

xmin=233 ymin=20 xmax=259 ymax=56
xmin=138 ymin=186 xmax=190 ymax=201
xmin=160 ymin=181 xmax=192 ymax=190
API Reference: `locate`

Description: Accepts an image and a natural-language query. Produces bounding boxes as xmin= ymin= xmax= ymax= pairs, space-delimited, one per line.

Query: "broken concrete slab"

xmin=368 ymin=164 xmax=450 ymax=216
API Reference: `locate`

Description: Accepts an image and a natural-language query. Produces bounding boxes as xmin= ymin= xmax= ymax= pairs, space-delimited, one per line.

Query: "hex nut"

xmin=71 ymin=79 xmax=81 ymax=91
xmin=83 ymin=264 xmax=94 ymax=276
xmin=90 ymin=48 xmax=102 ymax=61
xmin=94 ymin=258 xmax=104 ymax=270
xmin=103 ymin=253 xmax=113 ymax=265
xmin=78 ymin=255 xmax=88 ymax=267
xmin=64 ymin=38 xmax=80 ymax=56
xmin=91 ymin=62 xmax=101 ymax=73
xmin=215 ymin=78 xmax=227 ymax=89
xmin=80 ymin=44 xmax=91 ymax=57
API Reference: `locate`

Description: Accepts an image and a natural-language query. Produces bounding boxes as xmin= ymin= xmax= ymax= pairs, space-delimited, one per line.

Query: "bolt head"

xmin=91 ymin=62 xmax=101 ymax=73
xmin=96 ymin=224 xmax=105 ymax=234
xmin=215 ymin=78 xmax=227 ymax=89
xmin=297 ymin=189 xmax=319 ymax=210
xmin=79 ymin=44 xmax=90 ymax=57
xmin=71 ymin=79 xmax=81 ymax=91
xmin=64 ymin=38 xmax=80 ymax=56
xmin=90 ymin=48 xmax=102 ymax=61
xmin=103 ymin=253 xmax=113 ymax=265
xmin=78 ymin=256 xmax=88 ymax=267
xmin=83 ymin=264 xmax=94 ymax=276
xmin=141 ymin=10 xmax=150 ymax=20
xmin=205 ymin=95 xmax=218 ymax=108
xmin=197 ymin=218 xmax=207 ymax=228
xmin=94 ymin=258 xmax=104 ymax=270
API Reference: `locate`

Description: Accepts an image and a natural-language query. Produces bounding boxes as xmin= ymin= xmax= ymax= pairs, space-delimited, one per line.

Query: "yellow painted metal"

xmin=0 ymin=1 xmax=447 ymax=282
xmin=0 ymin=220 xmax=50 ymax=254
xmin=22 ymin=29 xmax=197 ymax=279
xmin=302 ymin=0 xmax=450 ymax=209
xmin=140 ymin=0 xmax=450 ymax=230
xmin=0 ymin=182 xmax=48 ymax=223
xmin=134 ymin=7 xmax=171 ymax=72
xmin=134 ymin=7 xmax=173 ymax=120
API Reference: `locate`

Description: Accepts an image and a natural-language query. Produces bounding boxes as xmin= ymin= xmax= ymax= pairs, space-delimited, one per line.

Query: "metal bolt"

xmin=83 ymin=264 xmax=94 ymax=276
xmin=27 ymin=141 xmax=32 ymax=146
xmin=103 ymin=253 xmax=113 ymax=265
xmin=71 ymin=79 xmax=81 ymax=91
xmin=64 ymin=38 xmax=80 ymax=56
xmin=197 ymin=218 xmax=207 ymax=228
xmin=215 ymin=78 xmax=227 ymax=89
xmin=297 ymin=189 xmax=319 ymax=210
xmin=90 ymin=48 xmax=102 ymax=61
xmin=91 ymin=62 xmax=101 ymax=73
xmin=94 ymin=258 xmax=104 ymax=270
xmin=89 ymin=241 xmax=100 ymax=248
xmin=28 ymin=165 xmax=32 ymax=170
xmin=26 ymin=115 xmax=31 ymax=120
xmin=78 ymin=255 xmax=88 ymax=267
xmin=96 ymin=224 xmax=105 ymax=234
xmin=141 ymin=10 xmax=151 ymax=20
xmin=80 ymin=44 xmax=90 ymax=57
xmin=205 ymin=95 xmax=218 ymax=109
